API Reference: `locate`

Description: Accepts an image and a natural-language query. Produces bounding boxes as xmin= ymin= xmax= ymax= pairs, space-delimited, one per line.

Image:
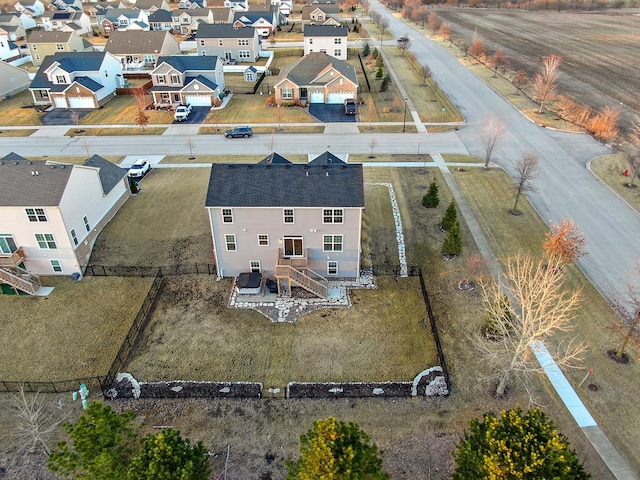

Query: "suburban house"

xmin=122 ymin=0 xmax=170 ymax=15
xmin=205 ymin=152 xmax=364 ymax=296
xmin=274 ymin=52 xmax=358 ymax=105
xmin=301 ymin=4 xmax=340 ymax=25
xmin=29 ymin=51 xmax=124 ymax=108
xmin=99 ymin=8 xmax=149 ymax=36
xmin=0 ymin=61 xmax=30 ymax=100
xmin=197 ymin=23 xmax=260 ymax=63
xmin=0 ymin=34 xmax=21 ymax=61
xmin=49 ymin=0 xmax=83 ymax=12
xmin=147 ymin=9 xmax=172 ymax=31
xmin=27 ymin=30 xmax=93 ymax=66
xmin=224 ymin=0 xmax=249 ymax=11
xmin=14 ymin=0 xmax=46 ymax=17
xmin=270 ymin=0 xmax=292 ymax=17
xmin=171 ymin=8 xmax=233 ymax=35
xmin=232 ymin=10 xmax=277 ymax=37
xmin=178 ymin=0 xmax=207 ymax=8
xmin=0 ymin=13 xmax=29 ymax=40
xmin=0 ymin=153 xmax=130 ymax=293
xmin=40 ymin=10 xmax=92 ymax=35
xmin=150 ymin=54 xmax=224 ymax=106
xmin=303 ymin=24 xmax=347 ymax=60
xmin=85 ymin=2 xmax=117 ymax=19
xmin=104 ymin=30 xmax=180 ymax=71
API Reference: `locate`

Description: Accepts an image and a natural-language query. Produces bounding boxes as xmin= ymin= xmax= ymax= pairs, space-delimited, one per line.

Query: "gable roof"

xmin=275 ymin=52 xmax=357 ymax=87
xmin=197 ymin=22 xmax=256 ymax=38
xmin=233 ymin=11 xmax=272 ymax=25
xmin=26 ymin=30 xmax=74 ymax=43
xmin=303 ymin=24 xmax=347 ymax=37
xmin=205 ymin=153 xmax=364 ymax=208
xmin=30 ymin=52 xmax=106 ymax=89
xmin=104 ymin=8 xmax=142 ymax=20
xmin=83 ymin=154 xmax=127 ymax=194
xmin=156 ymin=54 xmax=220 ymax=71
xmin=104 ymin=30 xmax=169 ymax=54
xmin=148 ymin=8 xmax=171 ymax=21
xmin=0 ymin=153 xmax=73 ymax=207
xmin=301 ymin=3 xmax=339 ymax=18
xmin=134 ymin=0 xmax=164 ymax=9
xmin=308 ymin=151 xmax=344 ymax=165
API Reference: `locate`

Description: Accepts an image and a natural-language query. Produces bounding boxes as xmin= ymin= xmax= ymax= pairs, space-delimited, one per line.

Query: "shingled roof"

xmin=83 ymin=155 xmax=127 ymax=194
xmin=30 ymin=52 xmax=107 ymax=90
xmin=275 ymin=52 xmax=357 ymax=88
xmin=197 ymin=23 xmax=256 ymax=39
xmin=105 ymin=30 xmax=170 ymax=54
xmin=205 ymin=152 xmax=364 ymax=208
xmin=156 ymin=54 xmax=220 ymax=72
xmin=303 ymin=24 xmax=347 ymax=37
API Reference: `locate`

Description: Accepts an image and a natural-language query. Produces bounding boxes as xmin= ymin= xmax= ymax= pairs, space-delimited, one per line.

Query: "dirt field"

xmin=435 ymin=8 xmax=640 ymax=130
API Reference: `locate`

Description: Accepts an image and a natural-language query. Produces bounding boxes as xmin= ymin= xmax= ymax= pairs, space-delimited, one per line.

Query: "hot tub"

xmin=236 ymin=272 xmax=262 ymax=295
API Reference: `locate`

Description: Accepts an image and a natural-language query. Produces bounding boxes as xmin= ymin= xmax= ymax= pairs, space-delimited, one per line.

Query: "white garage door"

xmin=309 ymin=91 xmax=324 ymax=103
xmin=53 ymin=97 xmax=67 ymax=108
xmin=327 ymin=92 xmax=354 ymax=104
xmin=68 ymin=97 xmax=95 ymax=109
xmin=185 ymin=95 xmax=212 ymax=107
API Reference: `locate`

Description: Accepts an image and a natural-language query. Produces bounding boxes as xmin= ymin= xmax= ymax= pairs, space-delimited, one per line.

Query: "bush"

xmin=380 ymin=76 xmax=389 ymax=92
xmin=442 ymin=221 xmax=462 ymax=257
xmin=372 ymin=48 xmax=379 ymax=59
xmin=265 ymin=95 xmax=276 ymax=106
xmin=363 ymin=42 xmax=370 ymax=56
xmin=376 ymin=66 xmax=383 ymax=79
xmin=441 ymin=200 xmax=457 ymax=231
xmin=422 ymin=179 xmax=439 ymax=208
xmin=281 ymin=101 xmax=297 ymax=107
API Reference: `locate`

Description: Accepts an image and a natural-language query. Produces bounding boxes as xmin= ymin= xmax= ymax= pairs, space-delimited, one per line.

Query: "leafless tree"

xmin=512 ymin=69 xmax=529 ymax=95
xmin=481 ymin=115 xmax=504 ymax=169
xmin=489 ymin=49 xmax=508 ymax=77
xmin=427 ymin=11 xmax=440 ymax=31
xmin=533 ymin=53 xmax=562 ymax=114
xmin=396 ymin=35 xmax=411 ymax=56
xmin=468 ymin=39 xmax=485 ymax=63
xmin=608 ymin=262 xmax=640 ymax=362
xmin=438 ymin=23 xmax=451 ymax=44
xmin=420 ymin=63 xmax=431 ymax=85
xmin=379 ymin=17 xmax=389 ymax=44
xmin=473 ymin=254 xmax=586 ymax=399
xmin=510 ymin=152 xmax=538 ymax=215
xmin=266 ymin=134 xmax=276 ymax=153
xmin=369 ymin=137 xmax=378 ymax=158
xmin=621 ymin=116 xmax=640 ymax=187
xmin=543 ymin=218 xmax=587 ymax=267
xmin=275 ymin=104 xmax=284 ymax=131
xmin=133 ymin=88 xmax=149 ymax=131
xmin=187 ymin=136 xmax=195 ymax=160
xmin=70 ymin=110 xmax=81 ymax=133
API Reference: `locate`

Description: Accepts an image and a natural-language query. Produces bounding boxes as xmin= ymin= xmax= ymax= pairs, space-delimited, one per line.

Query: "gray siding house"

xmin=196 ymin=23 xmax=260 ymax=63
xmin=205 ymin=153 xmax=364 ymax=295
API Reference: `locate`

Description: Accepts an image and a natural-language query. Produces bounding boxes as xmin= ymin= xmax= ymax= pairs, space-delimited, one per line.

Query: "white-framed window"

xmin=250 ymin=260 xmax=260 ymax=272
xmin=56 ymin=43 xmax=64 ymax=50
xmin=238 ymin=38 xmax=249 ymax=46
xmin=334 ymin=49 xmax=341 ymax=57
xmin=32 ymin=44 xmax=37 ymax=51
xmin=50 ymin=260 xmax=62 ymax=272
xmin=0 ymin=234 xmax=17 ymax=254
xmin=55 ymin=75 xmax=66 ymax=84
xmin=283 ymin=208 xmax=294 ymax=223
xmin=35 ymin=233 xmax=57 ymax=249
xmin=282 ymin=88 xmax=293 ymax=99
xmin=161 ymin=92 xmax=170 ymax=101
xmin=199 ymin=39 xmax=205 ymax=46
xmin=26 ymin=208 xmax=47 ymax=222
xmin=225 ymin=234 xmax=236 ymax=251
xmin=218 ymin=39 xmax=223 ymax=46
xmin=258 ymin=234 xmax=269 ymax=246
xmin=170 ymin=74 xmax=180 ymax=84
xmin=144 ymin=54 xmax=156 ymax=64
xmin=83 ymin=215 xmax=90 ymax=232
xmin=323 ymin=234 xmax=343 ymax=252
xmin=323 ymin=208 xmax=343 ymax=224
xmin=334 ymin=37 xmax=342 ymax=44
xmin=238 ymin=50 xmax=251 ymax=59
xmin=327 ymin=261 xmax=338 ymax=275
xmin=71 ymin=228 xmax=78 ymax=246
xmin=156 ymin=74 xmax=165 ymax=84
xmin=222 ymin=208 xmax=233 ymax=223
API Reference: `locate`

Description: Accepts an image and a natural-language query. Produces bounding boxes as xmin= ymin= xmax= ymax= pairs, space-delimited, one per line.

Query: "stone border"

xmin=106 ymin=375 xmax=262 ymax=399
xmin=287 ymin=381 xmax=412 ymax=398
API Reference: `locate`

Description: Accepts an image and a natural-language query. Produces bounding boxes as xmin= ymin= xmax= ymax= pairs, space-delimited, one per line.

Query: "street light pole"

xmin=441 ymin=107 xmax=447 ymax=123
xmin=403 ymin=98 xmax=408 ymax=132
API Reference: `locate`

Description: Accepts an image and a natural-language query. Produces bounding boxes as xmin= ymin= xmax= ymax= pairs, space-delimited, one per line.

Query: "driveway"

xmin=309 ymin=104 xmax=356 ymax=122
xmin=40 ymin=109 xmax=92 ymax=126
xmin=172 ymin=106 xmax=210 ymax=125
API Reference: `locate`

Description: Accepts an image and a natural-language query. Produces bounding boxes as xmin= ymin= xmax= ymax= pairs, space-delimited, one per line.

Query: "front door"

xmin=299 ymin=87 xmax=308 ymax=101
xmin=283 ymin=236 xmax=303 ymax=257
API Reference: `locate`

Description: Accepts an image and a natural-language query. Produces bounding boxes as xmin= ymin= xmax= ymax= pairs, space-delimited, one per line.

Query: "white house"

xmin=0 ymin=34 xmax=21 ymax=61
xmin=40 ymin=10 xmax=92 ymax=35
xmin=14 ymin=0 xmax=46 ymax=17
xmin=303 ymin=24 xmax=348 ymax=60
xmin=0 ymin=61 xmax=30 ymax=100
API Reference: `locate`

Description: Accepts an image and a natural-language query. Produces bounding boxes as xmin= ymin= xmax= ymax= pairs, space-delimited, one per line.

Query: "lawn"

xmin=161 ymin=154 xmax=309 ymax=164
xmin=66 ymin=127 xmax=166 ymax=136
xmin=590 ymin=153 xmax=640 ymax=213
xmin=204 ymin=94 xmax=318 ymax=124
xmin=199 ymin=125 xmax=325 ymax=135
xmin=0 ymin=129 xmax=35 ymax=137
xmin=80 ymin=96 xmax=174 ymax=125
xmin=0 ymin=91 xmax=44 ymax=126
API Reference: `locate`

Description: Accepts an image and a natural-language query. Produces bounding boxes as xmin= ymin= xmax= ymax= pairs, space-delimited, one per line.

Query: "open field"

xmin=66 ymin=127 xmax=166 ymax=136
xmin=435 ymin=8 xmax=640 ymax=130
xmin=590 ymin=153 xmax=640 ymax=214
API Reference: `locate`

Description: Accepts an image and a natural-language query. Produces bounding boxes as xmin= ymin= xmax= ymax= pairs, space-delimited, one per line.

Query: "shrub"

xmin=442 ymin=221 xmax=462 ymax=257
xmin=441 ymin=200 xmax=457 ymax=231
xmin=376 ymin=66 xmax=383 ymax=79
xmin=363 ymin=42 xmax=370 ymax=56
xmin=422 ymin=179 xmax=439 ymax=208
xmin=265 ymin=95 xmax=276 ymax=106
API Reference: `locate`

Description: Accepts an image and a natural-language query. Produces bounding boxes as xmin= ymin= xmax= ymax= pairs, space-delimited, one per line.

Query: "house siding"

xmin=198 ymin=35 xmax=260 ymax=62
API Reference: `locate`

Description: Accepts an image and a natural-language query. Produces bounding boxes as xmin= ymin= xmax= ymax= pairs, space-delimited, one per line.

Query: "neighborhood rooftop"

xmin=83 ymin=155 xmax=128 ymax=194
xmin=196 ymin=23 xmax=256 ymax=38
xmin=156 ymin=54 xmax=220 ymax=71
xmin=275 ymin=52 xmax=358 ymax=87
xmin=303 ymin=24 xmax=348 ymax=36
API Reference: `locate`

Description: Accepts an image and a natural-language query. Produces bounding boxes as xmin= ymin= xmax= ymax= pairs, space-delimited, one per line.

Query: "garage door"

xmin=185 ymin=95 xmax=212 ymax=107
xmin=53 ymin=97 xmax=67 ymax=108
xmin=68 ymin=97 xmax=95 ymax=109
xmin=309 ymin=91 xmax=324 ymax=103
xmin=327 ymin=92 xmax=354 ymax=104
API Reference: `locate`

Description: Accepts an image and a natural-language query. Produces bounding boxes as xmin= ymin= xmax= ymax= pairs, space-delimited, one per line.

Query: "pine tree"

xmin=376 ymin=54 xmax=384 ymax=68
xmin=363 ymin=42 xmax=370 ymax=56
xmin=440 ymin=200 xmax=457 ymax=231
xmin=442 ymin=221 xmax=462 ymax=257
xmin=380 ymin=76 xmax=389 ymax=92
xmin=376 ymin=66 xmax=383 ymax=79
xmin=422 ymin=179 xmax=439 ymax=208
xmin=372 ymin=48 xmax=379 ymax=59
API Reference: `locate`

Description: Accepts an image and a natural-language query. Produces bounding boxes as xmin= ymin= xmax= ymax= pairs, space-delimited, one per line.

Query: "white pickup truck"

xmin=173 ymin=104 xmax=192 ymax=122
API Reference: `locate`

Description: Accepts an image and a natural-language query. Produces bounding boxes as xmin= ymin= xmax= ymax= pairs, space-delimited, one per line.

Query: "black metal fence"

xmin=0 ymin=376 xmax=108 ymax=395
xmin=83 ymin=263 xmax=216 ymax=277
xmin=357 ymin=53 xmax=371 ymax=93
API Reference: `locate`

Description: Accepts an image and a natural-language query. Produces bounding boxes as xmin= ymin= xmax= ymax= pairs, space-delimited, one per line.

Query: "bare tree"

xmin=474 ymin=254 xmax=586 ymax=398
xmin=438 ymin=23 xmax=451 ymax=44
xmin=609 ymin=263 xmax=640 ymax=362
xmin=70 ymin=110 xmax=82 ymax=133
xmin=543 ymin=218 xmax=587 ymax=267
xmin=488 ymin=49 xmax=508 ymax=77
xmin=187 ymin=136 xmax=195 ymax=160
xmin=420 ymin=63 xmax=431 ymax=85
xmin=275 ymin=104 xmax=284 ymax=131
xmin=510 ymin=152 xmax=538 ymax=215
xmin=133 ymin=88 xmax=149 ymax=131
xmin=369 ymin=137 xmax=378 ymax=158
xmin=533 ymin=53 xmax=562 ymax=114
xmin=512 ymin=69 xmax=528 ymax=95
xmin=427 ymin=11 xmax=440 ymax=32
xmin=621 ymin=116 xmax=640 ymax=187
xmin=379 ymin=17 xmax=389 ymax=45
xmin=481 ymin=115 xmax=504 ymax=169
xmin=266 ymin=134 xmax=276 ymax=153
xmin=396 ymin=35 xmax=411 ymax=56
xmin=468 ymin=39 xmax=485 ymax=63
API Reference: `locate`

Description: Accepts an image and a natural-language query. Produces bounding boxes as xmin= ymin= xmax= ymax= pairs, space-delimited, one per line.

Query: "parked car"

xmin=225 ymin=126 xmax=253 ymax=138
xmin=344 ymin=99 xmax=358 ymax=115
xmin=128 ymin=158 xmax=151 ymax=178
xmin=174 ymin=104 xmax=191 ymax=122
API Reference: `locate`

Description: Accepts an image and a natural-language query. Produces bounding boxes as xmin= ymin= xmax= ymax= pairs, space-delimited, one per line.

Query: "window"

xmin=56 ymin=43 xmax=64 ymax=50
xmin=238 ymin=38 xmax=249 ymax=46
xmin=199 ymin=39 xmax=205 ymax=46
xmin=32 ymin=44 xmax=37 ymax=51
xmin=50 ymin=260 xmax=62 ymax=272
xmin=161 ymin=92 xmax=170 ymax=100
xmin=35 ymin=233 xmax=57 ymax=249
xmin=83 ymin=215 xmax=90 ymax=232
xmin=225 ymin=234 xmax=236 ymax=251
xmin=323 ymin=208 xmax=343 ymax=224
xmin=55 ymin=75 xmax=66 ymax=84
xmin=283 ymin=209 xmax=294 ymax=223
xmin=156 ymin=74 xmax=165 ymax=84
xmin=0 ymin=234 xmax=17 ymax=254
xmin=35 ymin=54 xmax=40 ymax=60
xmin=144 ymin=54 xmax=156 ymax=64
xmin=282 ymin=88 xmax=293 ymax=99
xmin=334 ymin=37 xmax=342 ymax=44
xmin=334 ymin=49 xmax=341 ymax=57
xmin=327 ymin=261 xmax=338 ymax=275
xmin=170 ymin=74 xmax=180 ymax=84
xmin=26 ymin=208 xmax=47 ymax=222
xmin=71 ymin=228 xmax=78 ymax=246
xmin=258 ymin=234 xmax=269 ymax=246
xmin=250 ymin=261 xmax=260 ymax=273
xmin=238 ymin=50 xmax=251 ymax=59
xmin=309 ymin=38 xmax=313 ymax=44
xmin=222 ymin=208 xmax=233 ymax=223
xmin=323 ymin=234 xmax=343 ymax=252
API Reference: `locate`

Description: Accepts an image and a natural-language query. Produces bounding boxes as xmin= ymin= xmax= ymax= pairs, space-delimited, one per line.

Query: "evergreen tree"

xmin=442 ymin=221 xmax=462 ymax=257
xmin=422 ymin=179 xmax=440 ymax=208
xmin=380 ymin=76 xmax=389 ymax=92
xmin=441 ymin=200 xmax=457 ymax=231
xmin=384 ymin=73 xmax=392 ymax=84
xmin=372 ymin=48 xmax=379 ymax=59
xmin=287 ymin=417 xmax=389 ymax=480
xmin=453 ymin=406 xmax=590 ymax=480
xmin=376 ymin=54 xmax=384 ymax=68
xmin=376 ymin=66 xmax=383 ymax=79
xmin=363 ymin=42 xmax=370 ymax=56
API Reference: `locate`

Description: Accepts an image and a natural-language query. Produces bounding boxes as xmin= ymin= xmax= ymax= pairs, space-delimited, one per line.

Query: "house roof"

xmin=135 ymin=0 xmax=164 ymax=9
xmin=185 ymin=74 xmax=218 ymax=90
xmin=0 ymin=13 xmax=20 ymax=23
xmin=26 ymin=30 xmax=73 ymax=43
xmin=233 ymin=11 xmax=272 ymax=25
xmin=301 ymin=3 xmax=339 ymax=18
xmin=303 ymin=24 xmax=347 ymax=37
xmin=209 ymin=7 xmax=232 ymax=21
xmin=0 ymin=153 xmax=72 ymax=207
xmin=104 ymin=8 xmax=142 ymax=21
xmin=308 ymin=151 xmax=344 ymax=165
xmin=275 ymin=52 xmax=357 ymax=88
xmin=197 ymin=23 xmax=256 ymax=38
xmin=83 ymin=154 xmax=127 ymax=194
xmin=72 ymin=76 xmax=104 ymax=92
xmin=156 ymin=54 xmax=220 ymax=72
xmin=148 ymin=8 xmax=171 ymax=21
xmin=105 ymin=30 xmax=169 ymax=54
xmin=205 ymin=153 xmax=364 ymax=208
xmin=30 ymin=52 xmax=106 ymax=89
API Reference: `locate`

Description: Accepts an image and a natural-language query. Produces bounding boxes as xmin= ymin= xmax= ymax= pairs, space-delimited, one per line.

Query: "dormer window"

xmin=170 ymin=74 xmax=180 ymax=84
xmin=55 ymin=75 xmax=66 ymax=83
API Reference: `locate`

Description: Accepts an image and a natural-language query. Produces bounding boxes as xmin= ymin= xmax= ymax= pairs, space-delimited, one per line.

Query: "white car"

xmin=174 ymin=104 xmax=191 ymax=122
xmin=128 ymin=159 xmax=151 ymax=178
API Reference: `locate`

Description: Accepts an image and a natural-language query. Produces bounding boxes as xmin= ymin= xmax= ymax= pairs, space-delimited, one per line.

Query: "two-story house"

xmin=14 ymin=0 xmax=46 ymax=18
xmin=121 ymin=0 xmax=170 ymax=16
xmin=40 ymin=10 xmax=92 ymax=35
xmin=301 ymin=4 xmax=340 ymax=25
xmin=0 ymin=13 xmax=29 ymax=40
xmin=178 ymin=0 xmax=207 ymax=8
xmin=205 ymin=152 xmax=364 ymax=297
xmin=270 ymin=0 xmax=292 ymax=17
xmin=197 ymin=23 xmax=260 ymax=63
xmin=224 ymin=0 xmax=248 ymax=12
xmin=48 ymin=0 xmax=84 ymax=12
xmin=104 ymin=30 xmax=180 ymax=71
xmin=0 ymin=153 xmax=130 ymax=294
xmin=0 ymin=34 xmax=21 ymax=61
xmin=148 ymin=9 xmax=172 ymax=31
xmin=0 ymin=61 xmax=30 ymax=99
xmin=149 ymin=54 xmax=224 ymax=106
xmin=99 ymin=8 xmax=149 ymax=36
xmin=27 ymin=30 xmax=93 ymax=66
xmin=170 ymin=7 xmax=232 ymax=35
xmin=303 ymin=24 xmax=347 ymax=60
xmin=232 ymin=10 xmax=277 ymax=37
xmin=29 ymin=51 xmax=124 ymax=108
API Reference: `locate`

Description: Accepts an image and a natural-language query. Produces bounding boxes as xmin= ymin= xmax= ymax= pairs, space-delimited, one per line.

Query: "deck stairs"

xmin=275 ymin=265 xmax=328 ymax=298
xmin=0 ymin=247 xmax=42 ymax=295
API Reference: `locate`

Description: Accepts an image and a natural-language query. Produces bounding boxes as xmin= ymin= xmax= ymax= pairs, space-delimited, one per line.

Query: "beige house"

xmin=301 ymin=4 xmax=340 ymax=25
xmin=27 ymin=30 xmax=93 ymax=66
xmin=150 ymin=55 xmax=224 ymax=106
xmin=0 ymin=61 xmax=30 ymax=100
xmin=104 ymin=30 xmax=180 ymax=71
xmin=171 ymin=7 xmax=233 ymax=35
xmin=197 ymin=23 xmax=260 ymax=63
xmin=303 ymin=24 xmax=347 ymax=60
xmin=0 ymin=153 xmax=129 ymax=294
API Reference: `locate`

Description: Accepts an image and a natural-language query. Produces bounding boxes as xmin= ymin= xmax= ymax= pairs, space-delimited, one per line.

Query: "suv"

xmin=344 ymin=99 xmax=358 ymax=115
xmin=174 ymin=104 xmax=191 ymax=122
xmin=128 ymin=159 xmax=151 ymax=178
xmin=225 ymin=126 xmax=253 ymax=138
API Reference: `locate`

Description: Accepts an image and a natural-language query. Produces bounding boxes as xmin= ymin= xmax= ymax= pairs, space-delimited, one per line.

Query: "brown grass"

xmin=80 ymin=96 xmax=174 ymax=125
xmin=350 ymin=154 xmax=433 ymax=164
xmin=204 ymin=94 xmax=318 ymax=124
xmin=0 ymin=129 xmax=36 ymax=137
xmin=198 ymin=126 xmax=325 ymax=135
xmin=357 ymin=124 xmax=418 ymax=133
xmin=0 ymin=92 xmax=44 ymax=126
xmin=65 ymin=127 xmax=166 ymax=136
xmin=590 ymin=153 xmax=640 ymax=213
xmin=159 ymin=154 xmax=309 ymax=164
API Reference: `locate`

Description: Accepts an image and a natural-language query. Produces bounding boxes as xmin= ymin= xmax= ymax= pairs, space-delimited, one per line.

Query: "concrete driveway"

xmin=40 ymin=109 xmax=92 ymax=126
xmin=309 ymin=104 xmax=356 ymax=122
xmin=172 ymin=106 xmax=210 ymax=125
